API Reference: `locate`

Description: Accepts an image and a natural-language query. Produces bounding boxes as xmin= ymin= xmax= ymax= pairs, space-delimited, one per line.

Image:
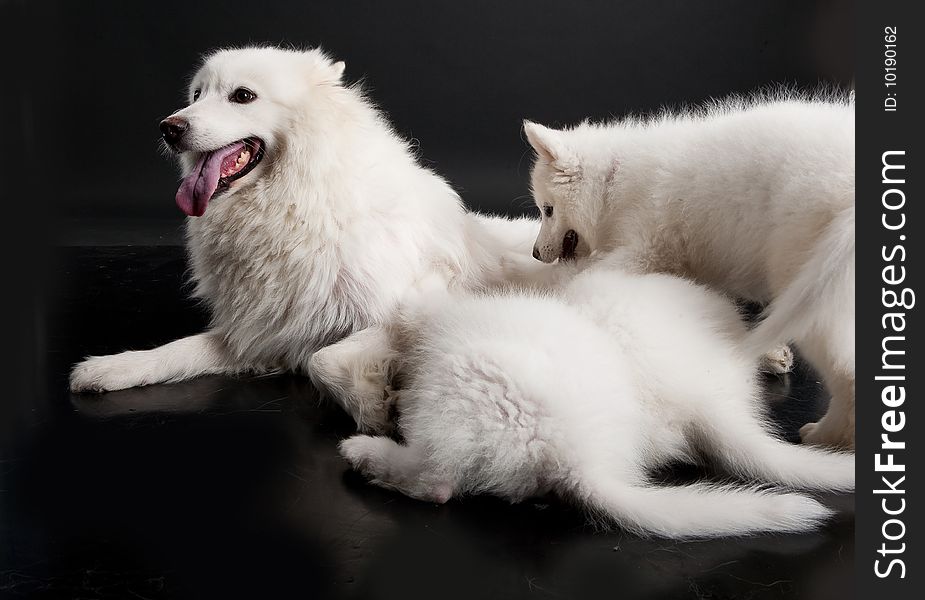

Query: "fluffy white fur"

xmin=519 ymin=94 xmax=855 ymax=448
xmin=69 ymin=46 xmax=538 ymax=393
xmin=325 ymin=267 xmax=854 ymax=538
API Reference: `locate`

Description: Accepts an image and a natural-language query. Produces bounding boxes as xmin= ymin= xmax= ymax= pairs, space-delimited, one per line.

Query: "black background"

xmin=18 ymin=0 xmax=852 ymax=235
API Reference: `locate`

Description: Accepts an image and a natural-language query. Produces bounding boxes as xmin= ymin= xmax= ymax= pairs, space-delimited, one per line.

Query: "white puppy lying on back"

xmin=69 ymin=46 xmax=537 ymax=394
xmin=330 ymin=266 xmax=854 ymax=538
xmin=520 ymin=94 xmax=855 ymax=448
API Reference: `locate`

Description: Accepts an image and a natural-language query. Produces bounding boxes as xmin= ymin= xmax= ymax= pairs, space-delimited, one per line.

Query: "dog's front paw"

xmin=760 ymin=344 xmax=794 ymax=375
xmin=800 ymin=419 xmax=854 ymax=450
xmin=69 ymin=353 xmax=146 ymax=393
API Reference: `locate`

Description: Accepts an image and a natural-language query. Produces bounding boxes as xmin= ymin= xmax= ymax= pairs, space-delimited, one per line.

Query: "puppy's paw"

xmin=760 ymin=344 xmax=794 ymax=375
xmin=338 ymin=435 xmax=379 ymax=474
xmin=352 ymin=387 xmax=398 ymax=435
xmin=306 ymin=349 xmax=339 ymax=396
xmin=798 ymin=421 xmax=818 ymax=442
xmin=69 ymin=353 xmax=146 ymax=392
xmin=800 ymin=420 xmax=854 ymax=450
xmin=410 ymin=482 xmax=453 ymax=505
xmin=309 ymin=348 xmax=394 ymax=434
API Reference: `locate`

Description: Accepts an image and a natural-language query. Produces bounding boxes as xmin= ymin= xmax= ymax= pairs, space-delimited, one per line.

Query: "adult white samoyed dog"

xmin=69 ymin=46 xmax=537 ymax=393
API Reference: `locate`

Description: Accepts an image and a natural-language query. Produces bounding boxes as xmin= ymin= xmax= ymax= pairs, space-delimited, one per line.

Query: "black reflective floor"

xmin=1 ymin=247 xmax=854 ymax=599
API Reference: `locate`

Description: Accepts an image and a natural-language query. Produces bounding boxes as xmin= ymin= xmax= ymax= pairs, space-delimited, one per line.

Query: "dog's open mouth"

xmin=560 ymin=230 xmax=579 ymax=261
xmin=175 ymin=137 xmax=264 ymax=217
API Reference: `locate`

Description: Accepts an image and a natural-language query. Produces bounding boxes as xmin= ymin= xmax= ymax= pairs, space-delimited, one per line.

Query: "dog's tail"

xmin=578 ymin=475 xmax=832 ymax=538
xmin=743 ymin=206 xmax=855 ymax=368
xmin=700 ymin=416 xmax=855 ymax=492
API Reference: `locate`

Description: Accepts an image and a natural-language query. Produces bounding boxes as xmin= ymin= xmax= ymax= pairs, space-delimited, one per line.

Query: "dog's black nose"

xmin=159 ymin=116 xmax=189 ymax=145
xmin=532 ymin=245 xmax=541 ymax=261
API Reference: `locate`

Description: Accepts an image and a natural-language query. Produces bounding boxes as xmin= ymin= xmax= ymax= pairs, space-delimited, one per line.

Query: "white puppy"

xmin=69 ymin=46 xmax=537 ymax=393
xmin=333 ymin=267 xmax=854 ymax=538
xmin=520 ymin=94 xmax=855 ymax=448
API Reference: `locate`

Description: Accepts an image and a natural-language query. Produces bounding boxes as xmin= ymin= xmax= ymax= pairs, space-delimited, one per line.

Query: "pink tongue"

xmin=175 ymin=142 xmax=246 ymax=217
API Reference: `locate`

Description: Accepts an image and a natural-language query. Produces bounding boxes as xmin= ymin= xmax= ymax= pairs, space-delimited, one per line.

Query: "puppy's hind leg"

xmin=796 ymin=310 xmax=856 ymax=450
xmin=309 ymin=326 xmax=397 ymax=434
xmin=745 ymin=208 xmax=855 ymax=448
xmin=69 ymin=331 xmax=242 ymax=393
xmin=800 ymin=369 xmax=855 ymax=450
xmin=339 ymin=435 xmax=453 ymax=504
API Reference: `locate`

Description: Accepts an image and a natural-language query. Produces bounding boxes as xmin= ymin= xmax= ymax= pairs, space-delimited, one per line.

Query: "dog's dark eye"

xmin=231 ymin=87 xmax=257 ymax=104
xmin=192 ymin=89 xmax=201 ymax=102
xmin=543 ymin=205 xmax=554 ymax=218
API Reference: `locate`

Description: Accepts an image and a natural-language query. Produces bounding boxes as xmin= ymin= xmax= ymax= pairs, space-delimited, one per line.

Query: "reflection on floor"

xmin=1 ymin=247 xmax=854 ymax=599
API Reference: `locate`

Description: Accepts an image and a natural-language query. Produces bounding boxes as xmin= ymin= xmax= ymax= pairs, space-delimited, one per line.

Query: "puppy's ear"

xmin=523 ymin=121 xmax=560 ymax=162
xmin=524 ymin=121 xmax=579 ymax=182
xmin=331 ymin=60 xmax=346 ymax=79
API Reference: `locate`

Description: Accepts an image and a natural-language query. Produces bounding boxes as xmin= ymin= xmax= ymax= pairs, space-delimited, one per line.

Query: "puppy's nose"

xmin=532 ymin=245 xmax=541 ymax=261
xmin=159 ymin=116 xmax=189 ymax=145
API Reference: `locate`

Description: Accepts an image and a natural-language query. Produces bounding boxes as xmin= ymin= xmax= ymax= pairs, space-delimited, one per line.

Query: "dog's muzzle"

xmin=160 ymin=116 xmax=189 ymax=146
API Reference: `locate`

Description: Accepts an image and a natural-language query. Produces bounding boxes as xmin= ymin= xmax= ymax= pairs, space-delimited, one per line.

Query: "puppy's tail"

xmin=743 ymin=206 xmax=855 ymax=369
xmin=579 ymin=476 xmax=832 ymax=538
xmin=702 ymin=418 xmax=855 ymax=492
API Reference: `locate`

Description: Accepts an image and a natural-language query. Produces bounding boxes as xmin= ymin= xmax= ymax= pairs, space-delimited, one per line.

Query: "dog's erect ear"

xmin=523 ymin=121 xmax=560 ymax=162
xmin=524 ymin=121 xmax=575 ymax=166
xmin=310 ymin=53 xmax=346 ymax=86
xmin=524 ymin=121 xmax=579 ymax=182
